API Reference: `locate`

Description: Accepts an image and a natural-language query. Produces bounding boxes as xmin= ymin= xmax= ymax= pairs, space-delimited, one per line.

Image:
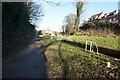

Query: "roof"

xmin=90 ymin=11 xmax=104 ymax=19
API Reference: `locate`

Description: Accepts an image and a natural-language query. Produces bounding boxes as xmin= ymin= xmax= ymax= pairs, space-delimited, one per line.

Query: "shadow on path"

xmin=2 ymin=39 xmax=54 ymax=78
xmin=58 ymin=42 xmax=69 ymax=79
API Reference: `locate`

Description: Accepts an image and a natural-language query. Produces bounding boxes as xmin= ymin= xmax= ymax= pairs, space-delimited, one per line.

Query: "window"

xmin=109 ymin=19 xmax=112 ymax=22
xmin=116 ymin=20 xmax=118 ymax=22
xmin=113 ymin=18 xmax=116 ymax=21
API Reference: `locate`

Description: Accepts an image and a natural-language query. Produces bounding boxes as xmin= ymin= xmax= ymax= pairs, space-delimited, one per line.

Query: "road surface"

xmin=2 ymin=33 xmax=48 ymax=78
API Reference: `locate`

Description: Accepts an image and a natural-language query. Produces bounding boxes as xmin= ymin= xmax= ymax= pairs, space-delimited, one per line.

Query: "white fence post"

xmin=90 ymin=41 xmax=93 ymax=52
xmin=85 ymin=41 xmax=88 ymax=51
xmin=107 ymin=62 xmax=110 ymax=68
xmin=85 ymin=40 xmax=99 ymax=54
xmin=94 ymin=42 xmax=99 ymax=54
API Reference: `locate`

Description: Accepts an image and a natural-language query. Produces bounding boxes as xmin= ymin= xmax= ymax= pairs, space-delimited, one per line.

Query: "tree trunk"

xmin=75 ymin=2 xmax=83 ymax=31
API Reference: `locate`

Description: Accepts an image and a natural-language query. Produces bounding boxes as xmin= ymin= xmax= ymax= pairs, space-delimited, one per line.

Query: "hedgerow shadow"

xmin=58 ymin=41 xmax=69 ymax=79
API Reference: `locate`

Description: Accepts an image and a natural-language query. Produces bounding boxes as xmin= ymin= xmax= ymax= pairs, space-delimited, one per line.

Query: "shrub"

xmin=81 ymin=21 xmax=116 ymax=30
xmin=79 ymin=21 xmax=120 ymax=36
xmin=80 ymin=22 xmax=95 ymax=30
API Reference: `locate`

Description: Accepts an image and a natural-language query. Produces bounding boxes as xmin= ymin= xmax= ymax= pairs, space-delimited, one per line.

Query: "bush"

xmin=2 ymin=3 xmax=36 ymax=58
xmin=80 ymin=22 xmax=95 ymax=30
xmin=79 ymin=21 xmax=120 ymax=36
xmin=81 ymin=21 xmax=115 ymax=30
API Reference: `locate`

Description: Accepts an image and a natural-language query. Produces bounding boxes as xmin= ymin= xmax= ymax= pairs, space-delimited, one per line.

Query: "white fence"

xmin=85 ymin=41 xmax=99 ymax=54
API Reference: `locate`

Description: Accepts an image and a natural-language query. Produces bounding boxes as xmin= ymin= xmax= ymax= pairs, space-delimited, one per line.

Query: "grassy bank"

xmin=61 ymin=35 xmax=119 ymax=50
xmin=40 ymin=37 xmax=120 ymax=79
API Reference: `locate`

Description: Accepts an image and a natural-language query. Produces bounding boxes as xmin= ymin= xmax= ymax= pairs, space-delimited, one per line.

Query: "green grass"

xmin=39 ymin=37 xmax=57 ymax=46
xmin=61 ymin=35 xmax=119 ymax=50
xmin=40 ymin=37 xmax=120 ymax=78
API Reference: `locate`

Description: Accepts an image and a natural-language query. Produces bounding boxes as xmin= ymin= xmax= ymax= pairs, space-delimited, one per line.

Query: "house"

xmin=119 ymin=2 xmax=120 ymax=24
xmin=88 ymin=11 xmax=104 ymax=22
xmin=104 ymin=10 xmax=118 ymax=23
xmin=88 ymin=10 xmax=119 ymax=23
xmin=38 ymin=29 xmax=59 ymax=37
xmin=119 ymin=10 xmax=120 ymax=24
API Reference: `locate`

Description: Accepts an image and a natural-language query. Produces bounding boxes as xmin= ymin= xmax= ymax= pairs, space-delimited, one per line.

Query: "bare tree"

xmin=62 ymin=25 xmax=65 ymax=33
xmin=26 ymin=2 xmax=44 ymax=24
xmin=42 ymin=0 xmax=61 ymax=6
xmin=63 ymin=13 xmax=76 ymax=34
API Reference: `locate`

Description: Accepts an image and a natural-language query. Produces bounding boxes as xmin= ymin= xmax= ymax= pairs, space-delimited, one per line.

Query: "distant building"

xmin=105 ymin=10 xmax=118 ymax=23
xmin=88 ymin=11 xmax=104 ymax=21
xmin=118 ymin=1 xmax=120 ymax=24
xmin=88 ymin=10 xmax=119 ymax=23
xmin=38 ymin=29 xmax=59 ymax=37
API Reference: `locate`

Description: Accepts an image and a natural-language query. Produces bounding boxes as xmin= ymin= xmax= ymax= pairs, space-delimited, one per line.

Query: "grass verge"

xmin=61 ymin=35 xmax=119 ymax=50
xmin=40 ymin=37 xmax=120 ymax=79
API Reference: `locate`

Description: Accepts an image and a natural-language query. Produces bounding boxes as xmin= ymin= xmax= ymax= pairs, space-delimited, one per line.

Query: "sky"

xmin=35 ymin=0 xmax=119 ymax=32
